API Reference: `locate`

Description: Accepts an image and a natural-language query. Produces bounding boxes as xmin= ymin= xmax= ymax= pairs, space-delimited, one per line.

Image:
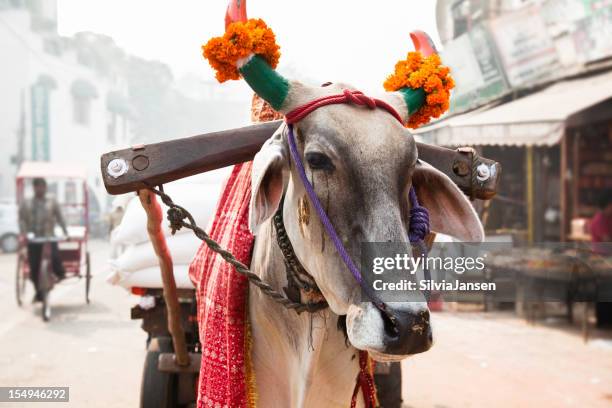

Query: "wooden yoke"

xmin=138 ymin=189 xmax=190 ymax=367
xmin=101 ymin=120 xmax=501 ymax=200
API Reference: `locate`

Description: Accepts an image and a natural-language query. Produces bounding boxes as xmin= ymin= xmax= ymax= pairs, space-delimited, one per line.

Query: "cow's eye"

xmin=305 ymin=152 xmax=334 ymax=171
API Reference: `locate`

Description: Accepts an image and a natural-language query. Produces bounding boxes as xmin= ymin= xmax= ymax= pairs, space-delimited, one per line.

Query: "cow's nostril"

xmin=411 ymin=323 xmax=426 ymax=335
xmin=413 ymin=310 xmax=431 ymax=336
xmin=420 ymin=310 xmax=430 ymax=325
xmin=378 ymin=306 xmax=432 ymax=355
xmin=380 ymin=308 xmax=400 ymax=339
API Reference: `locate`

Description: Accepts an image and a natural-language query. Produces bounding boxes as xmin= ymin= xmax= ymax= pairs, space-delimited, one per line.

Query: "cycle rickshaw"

xmin=15 ymin=162 xmax=92 ymax=321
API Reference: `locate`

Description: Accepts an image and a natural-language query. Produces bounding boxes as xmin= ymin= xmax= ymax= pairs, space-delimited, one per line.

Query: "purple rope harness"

xmin=286 ymin=124 xmax=432 ymax=306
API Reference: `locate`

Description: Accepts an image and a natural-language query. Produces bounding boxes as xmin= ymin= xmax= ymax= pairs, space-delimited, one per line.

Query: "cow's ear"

xmin=249 ymin=125 xmax=288 ymax=234
xmin=412 ymin=160 xmax=484 ymax=242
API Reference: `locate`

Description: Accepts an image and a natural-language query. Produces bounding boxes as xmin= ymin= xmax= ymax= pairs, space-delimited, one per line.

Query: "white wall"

xmin=0 ymin=8 xmax=133 ymax=213
xmin=0 ymin=10 xmax=30 ymax=200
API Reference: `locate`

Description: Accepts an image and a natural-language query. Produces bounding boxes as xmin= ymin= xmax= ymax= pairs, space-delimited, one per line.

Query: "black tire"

xmin=85 ymin=252 xmax=91 ymax=304
xmin=140 ymin=337 xmax=178 ymax=408
xmin=15 ymin=253 xmax=26 ymax=307
xmin=374 ymin=362 xmax=403 ymax=408
xmin=1 ymin=233 xmax=19 ymax=253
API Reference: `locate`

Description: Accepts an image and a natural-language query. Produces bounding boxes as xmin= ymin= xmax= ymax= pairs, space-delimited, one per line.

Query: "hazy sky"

xmin=57 ymin=1 xmax=440 ymax=93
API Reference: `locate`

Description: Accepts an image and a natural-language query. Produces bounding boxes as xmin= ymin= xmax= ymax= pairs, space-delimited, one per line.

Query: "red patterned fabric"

xmin=189 ymin=162 xmax=255 ymax=408
xmin=189 ymin=95 xmax=378 ymax=407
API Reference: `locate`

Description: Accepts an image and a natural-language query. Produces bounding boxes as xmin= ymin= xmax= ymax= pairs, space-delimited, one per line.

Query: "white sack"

xmin=108 ymin=233 xmax=201 ymax=274
xmin=110 ymin=182 xmax=221 ymax=246
xmin=108 ymin=265 xmax=194 ymax=289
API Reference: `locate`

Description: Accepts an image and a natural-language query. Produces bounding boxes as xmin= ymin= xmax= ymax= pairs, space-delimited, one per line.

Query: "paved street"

xmin=402 ymin=312 xmax=612 ymax=407
xmin=0 ymin=241 xmax=144 ymax=408
xmin=1 ymin=242 xmax=612 ymax=407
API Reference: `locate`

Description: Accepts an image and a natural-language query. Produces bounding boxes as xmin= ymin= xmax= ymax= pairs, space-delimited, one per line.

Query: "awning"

xmin=418 ymin=69 xmax=612 ymax=146
xmin=17 ymin=162 xmax=88 ymax=180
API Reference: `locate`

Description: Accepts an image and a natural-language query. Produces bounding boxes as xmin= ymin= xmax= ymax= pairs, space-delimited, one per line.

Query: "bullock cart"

xmin=102 ymin=2 xmax=500 ymax=406
xmin=100 ymin=120 xmax=500 ymax=407
xmin=130 ymin=287 xmax=199 ymax=408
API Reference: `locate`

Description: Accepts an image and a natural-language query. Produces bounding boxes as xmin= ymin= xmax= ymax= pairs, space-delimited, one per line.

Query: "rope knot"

xmin=343 ymin=89 xmax=376 ymax=109
xmin=408 ymin=187 xmax=430 ymax=243
xmin=167 ymin=207 xmax=186 ymax=234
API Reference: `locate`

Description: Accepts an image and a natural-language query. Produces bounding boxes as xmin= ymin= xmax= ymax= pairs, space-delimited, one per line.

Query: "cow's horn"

xmin=395 ymin=87 xmax=426 ymax=121
xmin=203 ymin=16 xmax=294 ymax=112
xmin=238 ymin=54 xmax=290 ymax=112
xmin=387 ymin=30 xmax=436 ymax=125
xmin=384 ymin=30 xmax=455 ymax=128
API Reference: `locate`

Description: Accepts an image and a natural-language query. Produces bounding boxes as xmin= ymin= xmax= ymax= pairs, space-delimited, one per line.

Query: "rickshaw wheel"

xmin=85 ymin=251 xmax=91 ymax=304
xmin=140 ymin=337 xmax=178 ymax=408
xmin=15 ymin=253 xmax=26 ymax=307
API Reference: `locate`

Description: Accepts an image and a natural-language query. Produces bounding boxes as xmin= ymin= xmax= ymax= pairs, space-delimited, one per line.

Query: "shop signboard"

xmin=541 ymin=0 xmax=587 ymax=26
xmin=582 ymin=0 xmax=612 ymax=16
xmin=442 ymin=23 xmax=508 ymax=113
xmin=573 ymin=6 xmax=612 ymax=63
xmin=489 ymin=7 xmax=561 ymax=88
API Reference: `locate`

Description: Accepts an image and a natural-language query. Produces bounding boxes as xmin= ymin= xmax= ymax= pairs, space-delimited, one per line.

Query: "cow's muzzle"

xmin=346 ymin=302 xmax=432 ymax=358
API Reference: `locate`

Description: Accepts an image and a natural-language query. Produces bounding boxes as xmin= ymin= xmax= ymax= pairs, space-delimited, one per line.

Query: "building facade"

xmin=425 ymin=0 xmax=612 ymax=242
xmin=0 ymin=0 xmax=133 ymax=215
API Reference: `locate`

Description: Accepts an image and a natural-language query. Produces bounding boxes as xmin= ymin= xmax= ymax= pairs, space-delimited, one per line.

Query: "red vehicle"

xmin=15 ymin=162 xmax=92 ymax=321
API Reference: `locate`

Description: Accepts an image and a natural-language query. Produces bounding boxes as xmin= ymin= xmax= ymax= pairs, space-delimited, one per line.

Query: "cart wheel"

xmin=140 ymin=337 xmax=178 ymax=408
xmin=85 ymin=251 xmax=91 ymax=304
xmin=15 ymin=253 xmax=26 ymax=307
xmin=374 ymin=362 xmax=403 ymax=408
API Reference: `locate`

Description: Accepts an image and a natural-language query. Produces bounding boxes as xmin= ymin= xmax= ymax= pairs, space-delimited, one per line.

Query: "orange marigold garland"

xmin=202 ymin=18 xmax=281 ymax=82
xmin=383 ymin=52 xmax=455 ymax=128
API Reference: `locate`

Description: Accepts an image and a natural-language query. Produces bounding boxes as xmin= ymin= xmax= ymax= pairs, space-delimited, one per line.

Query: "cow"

xmin=199 ymin=17 xmax=484 ymax=406
xmin=246 ymin=82 xmax=483 ymax=407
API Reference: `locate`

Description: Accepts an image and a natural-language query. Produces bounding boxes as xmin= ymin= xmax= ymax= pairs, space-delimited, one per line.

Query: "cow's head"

xmin=222 ymin=35 xmax=483 ymax=361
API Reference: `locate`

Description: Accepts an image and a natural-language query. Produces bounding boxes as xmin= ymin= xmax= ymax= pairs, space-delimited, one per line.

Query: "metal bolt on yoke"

xmin=107 ymin=158 xmax=129 ymax=179
xmin=476 ymin=163 xmax=491 ymax=182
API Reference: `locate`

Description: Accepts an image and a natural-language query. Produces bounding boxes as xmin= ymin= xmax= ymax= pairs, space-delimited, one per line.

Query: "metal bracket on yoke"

xmin=455 ymin=147 xmax=500 ymax=201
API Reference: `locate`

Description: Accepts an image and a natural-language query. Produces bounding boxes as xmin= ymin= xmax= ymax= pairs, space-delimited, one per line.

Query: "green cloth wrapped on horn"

xmin=239 ymin=55 xmax=290 ymax=112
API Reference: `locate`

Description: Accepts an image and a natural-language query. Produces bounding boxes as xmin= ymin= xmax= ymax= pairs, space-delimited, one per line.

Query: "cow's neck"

xmin=249 ymin=219 xmax=364 ymax=408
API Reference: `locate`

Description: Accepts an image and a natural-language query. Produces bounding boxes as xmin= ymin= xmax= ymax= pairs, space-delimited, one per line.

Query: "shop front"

xmin=420 ymin=68 xmax=612 ymax=244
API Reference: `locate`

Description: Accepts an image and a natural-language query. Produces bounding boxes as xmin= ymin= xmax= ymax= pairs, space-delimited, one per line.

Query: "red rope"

xmin=350 ymin=351 xmax=378 ymax=408
xmin=285 ymin=89 xmax=403 ymax=124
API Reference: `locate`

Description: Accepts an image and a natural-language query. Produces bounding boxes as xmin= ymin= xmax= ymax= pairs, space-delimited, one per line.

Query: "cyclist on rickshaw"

xmin=18 ymin=177 xmax=69 ymax=303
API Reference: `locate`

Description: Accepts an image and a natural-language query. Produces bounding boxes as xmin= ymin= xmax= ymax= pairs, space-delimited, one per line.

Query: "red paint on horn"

xmin=410 ymin=30 xmax=438 ymax=57
xmin=225 ymin=0 xmax=248 ymax=29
